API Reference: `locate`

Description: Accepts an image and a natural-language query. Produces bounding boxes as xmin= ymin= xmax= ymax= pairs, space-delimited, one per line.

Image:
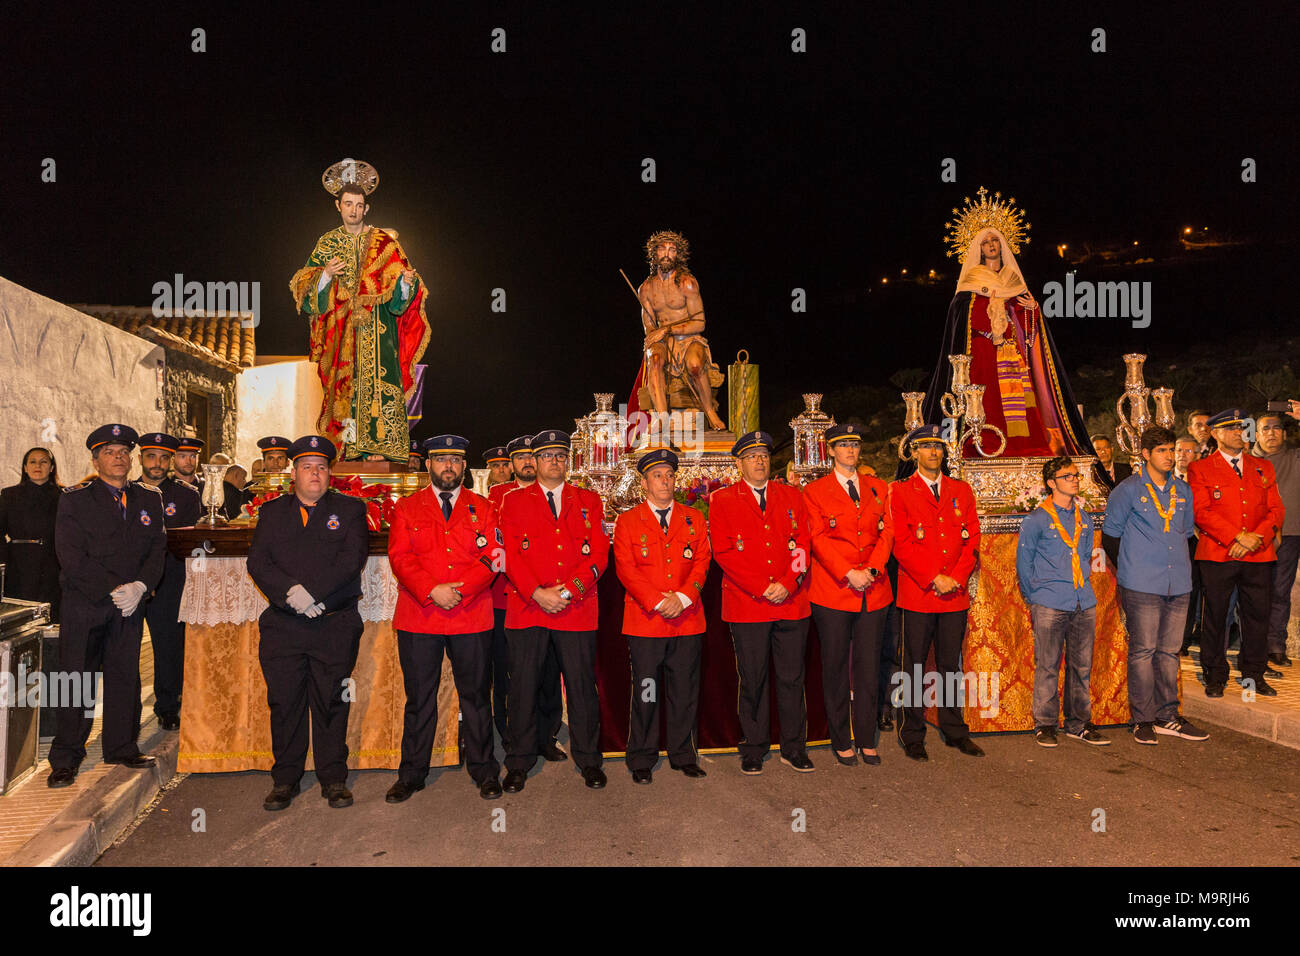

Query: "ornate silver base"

xmin=957 ymin=455 xmax=1104 ymax=513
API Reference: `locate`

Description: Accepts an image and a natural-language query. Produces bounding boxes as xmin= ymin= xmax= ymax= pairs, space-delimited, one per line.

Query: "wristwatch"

xmin=559 ymin=587 xmax=574 ymax=601
xmin=867 ymin=567 xmax=880 ymax=577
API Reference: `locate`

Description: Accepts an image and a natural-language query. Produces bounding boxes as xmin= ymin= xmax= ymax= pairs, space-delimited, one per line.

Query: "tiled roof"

xmin=72 ymin=305 xmax=255 ymax=370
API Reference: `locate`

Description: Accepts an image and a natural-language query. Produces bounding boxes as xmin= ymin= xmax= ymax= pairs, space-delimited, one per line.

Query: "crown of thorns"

xmin=645 ymin=231 xmax=690 ymax=268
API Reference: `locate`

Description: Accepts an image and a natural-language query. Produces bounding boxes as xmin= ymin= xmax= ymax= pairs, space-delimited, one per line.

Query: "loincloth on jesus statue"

xmin=639 ymin=333 xmax=725 ymax=411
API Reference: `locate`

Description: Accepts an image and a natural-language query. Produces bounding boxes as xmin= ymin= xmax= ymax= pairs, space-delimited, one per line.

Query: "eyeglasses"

xmin=1051 ymin=472 xmax=1081 ymax=481
xmin=429 ymin=455 xmax=464 ymax=466
xmin=536 ymin=452 xmax=568 ymax=463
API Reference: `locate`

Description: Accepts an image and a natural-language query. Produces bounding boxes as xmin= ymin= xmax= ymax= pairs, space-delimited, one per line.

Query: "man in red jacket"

xmin=500 ymin=429 xmax=611 ymax=791
xmin=709 ymin=431 xmax=814 ymax=774
xmin=613 ymin=449 xmax=712 ymax=784
xmin=387 ymin=435 xmax=502 ymax=802
xmin=1188 ymin=408 xmax=1285 ymax=697
xmin=805 ymin=424 xmax=894 ymax=766
xmin=889 ymin=425 xmax=983 ymax=761
xmin=486 ymin=434 xmax=566 ymax=759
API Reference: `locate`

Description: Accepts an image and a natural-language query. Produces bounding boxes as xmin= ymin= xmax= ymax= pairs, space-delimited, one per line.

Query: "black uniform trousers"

xmin=626 ymin=633 xmax=702 ymax=770
xmin=490 ymin=607 xmax=563 ymax=750
xmin=1197 ymin=559 xmax=1273 ymax=685
xmin=145 ymin=553 xmax=186 ymax=719
xmin=900 ymin=608 xmax=972 ymax=746
xmin=396 ymin=628 xmax=499 ymax=785
xmin=49 ymin=599 xmax=145 ymax=769
xmin=257 ymin=604 xmax=362 ymax=787
xmin=729 ymin=617 xmax=810 ymax=762
xmin=505 ymin=626 xmax=602 ymax=772
xmin=812 ymin=602 xmax=886 ymax=753
xmin=1182 ymin=536 xmax=1203 ymax=648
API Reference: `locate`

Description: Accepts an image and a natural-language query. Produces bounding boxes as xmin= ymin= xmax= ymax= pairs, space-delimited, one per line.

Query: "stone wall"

xmin=163 ymin=349 xmax=237 ymax=459
xmin=0 ymin=277 xmax=164 ymax=486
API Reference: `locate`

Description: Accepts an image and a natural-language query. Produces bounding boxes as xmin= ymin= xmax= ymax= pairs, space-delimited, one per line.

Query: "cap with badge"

xmin=636 ymin=448 xmax=679 ymax=475
xmin=409 ymin=440 xmax=421 ymax=456
xmin=423 ymin=434 xmax=469 ymax=456
xmin=482 ymin=445 xmax=510 ymax=464
xmin=825 ymin=423 xmax=863 ymax=446
xmin=731 ymin=430 xmax=774 ymax=457
xmin=87 ymin=423 xmax=139 ymax=452
xmin=506 ymin=435 xmax=536 ymax=458
xmin=904 ymin=424 xmax=946 ymax=447
xmin=175 ymin=436 xmax=205 ymax=454
xmin=257 ymin=436 xmax=291 ymax=452
xmin=138 ymin=432 xmax=180 ymax=453
xmin=288 ymin=435 xmax=338 ymax=464
xmin=1207 ymin=408 xmax=1247 ymax=429
xmin=532 ymin=430 xmax=570 ymax=453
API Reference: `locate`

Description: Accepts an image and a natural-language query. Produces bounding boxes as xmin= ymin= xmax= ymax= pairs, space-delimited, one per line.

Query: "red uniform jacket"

xmin=613 ymin=501 xmax=711 ymax=637
xmin=388 ymin=486 xmax=498 ymax=634
xmin=488 ymin=480 xmax=525 ymax=610
xmin=501 ymin=481 xmax=610 ymax=631
xmin=888 ymin=472 xmax=980 ymax=613
xmin=708 ymin=480 xmax=811 ymax=623
xmin=1188 ymin=452 xmax=1283 ymax=563
xmin=804 ymin=471 xmax=894 ymax=612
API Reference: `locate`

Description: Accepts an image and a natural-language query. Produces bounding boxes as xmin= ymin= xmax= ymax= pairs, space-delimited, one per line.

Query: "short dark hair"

xmin=1140 ymin=426 xmax=1177 ymax=453
xmin=1257 ymin=411 xmax=1285 ymax=428
xmin=1089 ymin=434 xmax=1111 ymax=446
xmin=336 ymin=183 xmax=368 ymax=204
xmin=1188 ymin=409 xmax=1210 ymax=423
xmin=1042 ymin=455 xmax=1074 ymax=485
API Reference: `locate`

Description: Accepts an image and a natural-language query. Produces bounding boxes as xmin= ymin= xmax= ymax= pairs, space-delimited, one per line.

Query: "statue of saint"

xmin=922 ymin=189 xmax=1090 ymax=458
xmin=289 ymin=159 xmax=431 ymax=461
xmin=634 ymin=231 xmax=727 ymax=432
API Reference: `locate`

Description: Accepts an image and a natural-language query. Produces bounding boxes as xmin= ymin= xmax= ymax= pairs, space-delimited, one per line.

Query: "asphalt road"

xmin=98 ymin=721 xmax=1300 ymax=867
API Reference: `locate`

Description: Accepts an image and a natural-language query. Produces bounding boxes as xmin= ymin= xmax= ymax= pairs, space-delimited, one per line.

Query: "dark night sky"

xmin=3 ymin=2 xmax=1296 ymax=446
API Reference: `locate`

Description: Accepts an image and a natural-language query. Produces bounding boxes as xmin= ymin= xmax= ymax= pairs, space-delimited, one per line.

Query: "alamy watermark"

xmin=152 ymin=273 xmax=260 ymax=328
xmin=1041 ymin=274 xmax=1151 ymax=329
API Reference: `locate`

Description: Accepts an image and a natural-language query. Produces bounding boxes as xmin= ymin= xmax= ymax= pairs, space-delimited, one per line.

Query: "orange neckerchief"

xmin=1040 ymin=499 xmax=1084 ymax=589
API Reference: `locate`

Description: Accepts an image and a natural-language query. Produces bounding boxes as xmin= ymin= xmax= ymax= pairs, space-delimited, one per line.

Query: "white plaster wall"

xmin=0 ymin=276 xmax=165 ymax=487
xmin=235 ymin=360 xmax=323 ymax=468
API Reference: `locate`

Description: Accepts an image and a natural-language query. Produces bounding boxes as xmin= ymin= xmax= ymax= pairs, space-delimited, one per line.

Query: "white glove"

xmin=286 ymin=584 xmax=316 ymax=613
xmin=116 ymin=581 xmax=147 ymax=617
xmin=304 ymin=602 xmax=325 ymax=619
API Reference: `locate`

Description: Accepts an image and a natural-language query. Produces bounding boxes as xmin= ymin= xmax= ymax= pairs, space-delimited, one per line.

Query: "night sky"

xmin=4 ymin=3 xmax=1296 ymax=448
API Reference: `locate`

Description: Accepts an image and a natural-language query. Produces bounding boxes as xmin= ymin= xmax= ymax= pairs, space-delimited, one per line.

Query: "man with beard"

xmin=172 ymin=437 xmax=204 ymax=493
xmin=386 ymin=435 xmax=502 ymax=801
xmin=247 ymin=435 xmax=368 ymax=810
xmin=407 ymin=440 xmax=424 ymax=473
xmin=635 ymin=231 xmax=727 ymax=432
xmin=133 ymin=433 xmax=201 ymax=731
xmin=487 ymin=435 xmax=565 ymax=758
xmin=500 ymin=430 xmax=610 ymax=792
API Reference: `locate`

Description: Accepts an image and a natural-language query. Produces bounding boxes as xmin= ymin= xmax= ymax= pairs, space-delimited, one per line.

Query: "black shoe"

xmin=1205 ymin=683 xmax=1225 ymax=698
xmin=105 ymin=754 xmax=156 ymax=769
xmin=321 ymin=782 xmax=353 ymax=808
xmin=946 ymin=736 xmax=985 ymax=757
xmin=47 ymin=767 xmax=77 ymax=788
xmin=631 ymin=768 xmax=653 ymax=785
xmin=158 ymin=713 xmax=181 ymax=732
xmin=540 ymin=742 xmax=569 ymax=762
xmin=877 ymin=712 xmax=895 ymax=731
xmin=1265 ymin=666 xmax=1284 ymax=679
xmin=834 ymin=750 xmax=859 ymax=766
xmin=502 ymin=769 xmax=527 ymax=793
xmin=904 ymin=742 xmax=928 ymax=762
xmin=1035 ymin=726 xmax=1059 ymax=748
xmin=582 ymin=766 xmax=607 ymax=789
xmin=740 ymin=756 xmax=764 ymax=775
xmin=1269 ymin=652 xmax=1293 ymax=667
xmin=671 ymin=763 xmax=707 ymax=778
xmin=479 ymin=777 xmax=503 ymax=800
xmin=263 ymin=782 xmax=300 ymax=811
xmin=1249 ymin=677 xmax=1278 ymax=697
xmin=385 ymin=779 xmax=425 ymax=804
xmin=780 ymin=753 xmax=815 ymax=772
xmin=859 ymin=751 xmax=882 ymax=766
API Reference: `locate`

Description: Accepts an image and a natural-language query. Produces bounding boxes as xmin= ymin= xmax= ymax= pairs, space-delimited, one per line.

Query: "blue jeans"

xmin=1119 ymin=587 xmax=1189 ymax=724
xmin=1030 ymin=604 xmax=1096 ymax=734
xmin=1268 ymin=536 xmax=1300 ymax=654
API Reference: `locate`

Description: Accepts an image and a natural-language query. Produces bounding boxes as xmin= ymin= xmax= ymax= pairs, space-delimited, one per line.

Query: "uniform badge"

xmin=829 ymin=516 xmax=837 ymax=529
xmin=495 ymin=527 xmax=504 ymax=546
xmin=916 ymin=526 xmax=925 ymax=540
xmin=954 ymin=508 xmax=961 ymax=518
xmin=476 ymin=533 xmax=488 ymax=549
xmin=787 ymin=537 xmax=796 ymax=551
xmin=961 ymin=527 xmax=970 ymax=540
xmin=522 ymin=536 xmax=530 ymax=551
xmin=641 ymin=548 xmax=649 ymax=558
xmin=1140 ymin=496 xmax=1148 ymax=503
xmin=683 ymin=544 xmax=693 ymax=559
xmin=327 ymin=514 xmax=340 ymax=530
xmin=737 ymin=536 xmax=745 ymax=552
xmin=112 ymin=425 xmax=121 ymax=436
xmin=165 ymin=502 xmax=176 ymax=516
xmin=1213 ymin=488 xmax=1221 ymax=500
xmin=878 ymin=519 xmax=885 ymax=532
xmin=581 ymin=541 xmax=591 ymax=555
xmin=468 ymin=505 xmax=479 ymax=523
xmin=139 ymin=510 xmax=150 ymax=525
xmin=581 ymin=507 xmax=591 ymax=529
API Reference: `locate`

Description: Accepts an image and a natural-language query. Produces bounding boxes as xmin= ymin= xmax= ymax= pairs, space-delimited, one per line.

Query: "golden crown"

xmin=322 ymin=158 xmax=379 ymax=197
xmin=944 ymin=187 xmax=1030 ymax=259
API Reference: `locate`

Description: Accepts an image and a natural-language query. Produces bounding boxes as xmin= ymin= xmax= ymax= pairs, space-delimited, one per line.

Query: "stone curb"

xmin=1181 ymin=687 xmax=1300 ymax=751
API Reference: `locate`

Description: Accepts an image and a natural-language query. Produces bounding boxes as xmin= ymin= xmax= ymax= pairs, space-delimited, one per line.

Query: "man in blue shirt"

xmin=1018 ymin=457 xmax=1108 ymax=747
xmin=1102 ymin=426 xmax=1209 ymax=745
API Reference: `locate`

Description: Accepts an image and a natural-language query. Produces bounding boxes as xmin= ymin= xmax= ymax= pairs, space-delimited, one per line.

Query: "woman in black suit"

xmin=0 ymin=447 xmax=64 ymax=620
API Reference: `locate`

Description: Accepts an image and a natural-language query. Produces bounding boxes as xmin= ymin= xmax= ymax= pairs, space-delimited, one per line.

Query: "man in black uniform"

xmin=408 ymin=440 xmax=424 ymax=473
xmin=48 ymin=425 xmax=166 ymax=787
xmin=172 ymin=436 xmax=204 ymax=492
xmin=247 ymin=435 xmax=368 ymax=811
xmin=258 ymin=436 xmax=291 ymax=475
xmin=133 ymin=433 xmax=201 ymax=732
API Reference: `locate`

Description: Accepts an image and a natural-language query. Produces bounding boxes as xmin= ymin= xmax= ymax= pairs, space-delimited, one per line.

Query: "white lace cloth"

xmin=178 ymin=555 xmax=401 ymax=625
